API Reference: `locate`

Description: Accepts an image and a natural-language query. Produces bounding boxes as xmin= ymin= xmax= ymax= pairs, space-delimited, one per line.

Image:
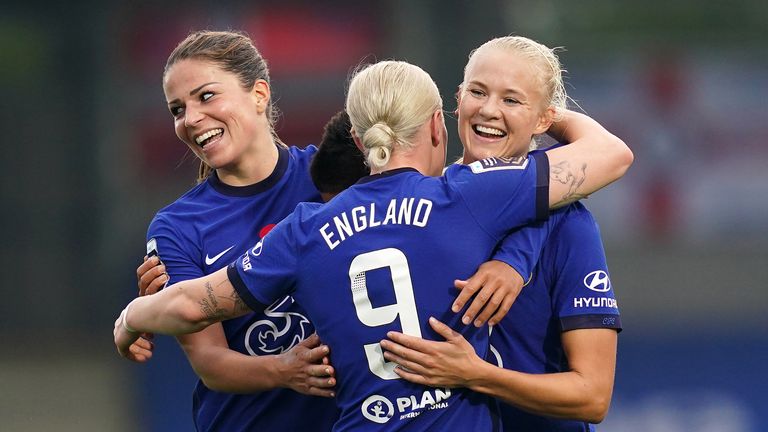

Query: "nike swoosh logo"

xmin=205 ymin=246 xmax=235 ymax=266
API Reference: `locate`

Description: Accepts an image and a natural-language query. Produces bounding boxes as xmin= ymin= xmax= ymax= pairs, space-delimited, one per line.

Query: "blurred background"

xmin=1 ymin=0 xmax=766 ymax=430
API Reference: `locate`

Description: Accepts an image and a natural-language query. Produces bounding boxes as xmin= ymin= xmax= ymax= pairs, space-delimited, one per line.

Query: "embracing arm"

xmin=382 ymin=318 xmax=617 ymax=423
xmin=545 ymin=110 xmax=633 ymax=208
xmin=123 ymin=254 xmax=335 ymax=396
xmin=114 ymin=267 xmax=254 ymax=357
xmin=127 ymin=267 xmax=250 ymax=334
xmin=471 ymin=328 xmax=617 ymax=422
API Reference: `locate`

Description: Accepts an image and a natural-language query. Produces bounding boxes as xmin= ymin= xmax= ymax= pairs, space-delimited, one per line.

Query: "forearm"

xmin=181 ymin=338 xmax=282 ymax=393
xmin=469 ymin=362 xmax=611 ymax=423
xmin=124 ymin=286 xmax=211 ymax=335
xmin=124 ymin=267 xmax=245 ymax=336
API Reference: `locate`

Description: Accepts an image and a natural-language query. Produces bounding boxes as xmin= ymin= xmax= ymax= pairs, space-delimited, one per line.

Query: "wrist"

xmin=265 ymin=353 xmax=288 ymax=389
xmin=122 ymin=300 xmax=140 ymax=334
xmin=465 ymin=357 xmax=495 ymax=393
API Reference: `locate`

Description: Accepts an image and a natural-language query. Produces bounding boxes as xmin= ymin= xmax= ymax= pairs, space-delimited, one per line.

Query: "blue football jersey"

xmin=228 ymin=154 xmax=551 ymax=431
xmin=489 ymin=202 xmax=621 ymax=432
xmin=147 ymin=145 xmax=339 ymax=432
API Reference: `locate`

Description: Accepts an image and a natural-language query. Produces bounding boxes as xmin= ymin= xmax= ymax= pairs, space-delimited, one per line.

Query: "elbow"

xmin=579 ymin=394 xmax=612 ymax=424
xmin=612 ymin=137 xmax=634 ymax=180
xmin=198 ymin=375 xmax=231 ymax=393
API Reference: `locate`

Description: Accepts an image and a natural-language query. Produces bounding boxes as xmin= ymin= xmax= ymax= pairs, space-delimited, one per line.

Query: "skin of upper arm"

xmin=560 ymin=328 xmax=618 ymax=419
xmin=544 ymin=138 xmax=632 ymax=209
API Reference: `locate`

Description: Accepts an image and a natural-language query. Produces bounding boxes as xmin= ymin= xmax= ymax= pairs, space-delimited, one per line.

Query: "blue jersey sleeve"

xmin=227 ymin=212 xmax=300 ymax=312
xmin=546 ymin=204 xmax=622 ymax=332
xmin=446 ymin=153 xmax=549 ymax=240
xmin=492 ymin=207 xmax=567 ymax=283
xmin=147 ymin=214 xmax=204 ymax=283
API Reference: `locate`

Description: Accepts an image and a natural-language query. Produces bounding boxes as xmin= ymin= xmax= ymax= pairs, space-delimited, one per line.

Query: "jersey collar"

xmin=207 ymin=145 xmax=289 ymax=197
xmin=355 ymin=167 xmax=419 ymax=185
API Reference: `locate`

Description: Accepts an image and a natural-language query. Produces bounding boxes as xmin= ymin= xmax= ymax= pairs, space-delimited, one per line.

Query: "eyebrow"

xmin=467 ymin=80 xmax=525 ymax=97
xmin=167 ymin=81 xmax=219 ymax=105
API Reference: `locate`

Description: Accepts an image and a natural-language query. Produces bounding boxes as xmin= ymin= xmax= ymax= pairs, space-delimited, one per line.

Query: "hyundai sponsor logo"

xmin=583 ymin=270 xmax=611 ymax=292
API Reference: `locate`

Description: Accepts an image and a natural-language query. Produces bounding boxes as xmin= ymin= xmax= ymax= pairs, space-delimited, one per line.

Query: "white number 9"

xmin=349 ymin=248 xmax=421 ymax=380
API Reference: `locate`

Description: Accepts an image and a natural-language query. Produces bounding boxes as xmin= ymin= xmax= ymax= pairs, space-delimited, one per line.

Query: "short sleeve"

xmin=547 ymin=205 xmax=622 ymax=332
xmin=492 ymin=207 xmax=567 ymax=282
xmin=147 ymin=215 xmax=204 ymax=284
xmin=446 ymin=153 xmax=550 ymax=240
xmin=227 ymin=215 xmax=300 ymax=312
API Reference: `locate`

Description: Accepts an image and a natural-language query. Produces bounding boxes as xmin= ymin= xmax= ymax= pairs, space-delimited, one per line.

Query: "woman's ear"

xmin=351 ymin=128 xmax=365 ymax=153
xmin=534 ymin=106 xmax=556 ymax=135
xmin=252 ymin=79 xmax=271 ymax=114
xmin=430 ymin=110 xmax=444 ymax=147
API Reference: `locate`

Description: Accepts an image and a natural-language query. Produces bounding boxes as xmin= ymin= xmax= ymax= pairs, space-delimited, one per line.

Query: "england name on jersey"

xmin=228 ymin=154 xmax=551 ymax=431
xmin=147 ymin=145 xmax=338 ymax=432
xmin=489 ymin=201 xmax=621 ymax=432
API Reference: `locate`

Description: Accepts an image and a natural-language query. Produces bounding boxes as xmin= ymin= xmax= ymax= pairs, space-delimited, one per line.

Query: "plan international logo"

xmin=361 ymin=388 xmax=452 ymax=424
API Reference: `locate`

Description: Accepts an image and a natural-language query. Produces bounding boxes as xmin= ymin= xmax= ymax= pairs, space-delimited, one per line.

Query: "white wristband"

xmin=121 ymin=300 xmax=139 ymax=334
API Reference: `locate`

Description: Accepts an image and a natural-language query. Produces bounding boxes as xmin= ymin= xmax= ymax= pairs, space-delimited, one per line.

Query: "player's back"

xmin=281 ymin=160 xmax=547 ymax=431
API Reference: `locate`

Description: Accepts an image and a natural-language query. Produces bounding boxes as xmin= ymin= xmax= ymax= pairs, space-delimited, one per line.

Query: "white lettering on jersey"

xmin=361 ymin=389 xmax=452 ymax=424
xmin=469 ymin=156 xmax=528 ymax=173
xmin=320 ymin=198 xmax=433 ymax=250
xmin=573 ymin=297 xmax=618 ymax=308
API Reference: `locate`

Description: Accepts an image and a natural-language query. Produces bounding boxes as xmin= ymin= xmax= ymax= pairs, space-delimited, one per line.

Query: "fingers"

xmin=453 ymin=260 xmax=524 ymax=326
xmin=451 ymin=276 xmax=484 ymax=319
xmin=305 ymin=364 xmax=335 ymax=380
xmin=303 ymin=384 xmax=336 ymax=398
xmin=299 ymin=365 xmax=337 ymax=398
xmin=297 ymin=333 xmax=321 ymax=349
xmin=137 ymin=257 xmax=168 ymax=296
xmin=380 ymin=345 xmax=426 ymax=377
xmin=468 ymin=286 xmax=506 ymax=327
xmin=461 ymin=279 xmax=498 ymax=326
xmin=384 ymin=330 xmax=433 ymax=351
xmin=427 ymin=317 xmax=458 ymax=340
xmin=487 ymin=293 xmax=515 ymax=327
xmin=127 ymin=338 xmax=154 ymax=363
xmin=136 ymin=256 xmax=158 ymax=282
xmin=379 ymin=337 xmax=431 ymax=373
xmin=392 ymin=364 xmax=429 ymax=385
xmin=303 ymin=344 xmax=331 ymax=364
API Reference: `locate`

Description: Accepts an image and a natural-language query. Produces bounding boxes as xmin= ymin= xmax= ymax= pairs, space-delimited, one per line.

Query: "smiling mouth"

xmin=473 ymin=125 xmax=507 ymax=139
xmin=195 ymin=129 xmax=223 ymax=147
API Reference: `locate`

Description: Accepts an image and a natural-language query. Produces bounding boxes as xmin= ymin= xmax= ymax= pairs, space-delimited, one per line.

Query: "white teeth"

xmin=475 ymin=125 xmax=505 ymax=136
xmin=195 ymin=129 xmax=223 ymax=145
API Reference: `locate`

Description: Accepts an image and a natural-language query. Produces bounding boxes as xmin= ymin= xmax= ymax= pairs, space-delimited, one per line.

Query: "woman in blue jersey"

xmin=123 ymin=30 xmax=339 ymax=431
xmin=380 ymin=36 xmax=621 ymax=431
xmin=114 ymin=60 xmax=631 ymax=431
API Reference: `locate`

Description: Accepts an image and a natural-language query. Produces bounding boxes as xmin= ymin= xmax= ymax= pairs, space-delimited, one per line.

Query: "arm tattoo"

xmin=550 ymin=160 xmax=588 ymax=207
xmin=198 ymin=277 xmax=250 ymax=321
xmin=199 ymin=281 xmax=227 ymax=321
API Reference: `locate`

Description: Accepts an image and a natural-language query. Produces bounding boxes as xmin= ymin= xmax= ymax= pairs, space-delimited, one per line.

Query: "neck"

xmin=373 ymin=144 xmax=436 ymax=177
xmin=216 ymin=139 xmax=280 ymax=186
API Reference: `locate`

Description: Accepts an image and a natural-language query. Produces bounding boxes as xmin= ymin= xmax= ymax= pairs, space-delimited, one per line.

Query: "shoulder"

xmin=555 ymin=202 xmax=600 ymax=236
xmin=151 ymin=181 xmax=211 ymax=222
xmin=287 ymin=144 xmax=318 ymax=163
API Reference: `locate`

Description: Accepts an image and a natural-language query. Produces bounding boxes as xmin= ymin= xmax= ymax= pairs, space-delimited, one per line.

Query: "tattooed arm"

xmin=544 ymin=110 xmax=633 ymax=208
xmin=115 ymin=267 xmax=260 ymax=358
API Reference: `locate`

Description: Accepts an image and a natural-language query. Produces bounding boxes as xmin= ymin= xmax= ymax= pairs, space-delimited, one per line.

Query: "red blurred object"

xmin=244 ymin=5 xmax=378 ymax=75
